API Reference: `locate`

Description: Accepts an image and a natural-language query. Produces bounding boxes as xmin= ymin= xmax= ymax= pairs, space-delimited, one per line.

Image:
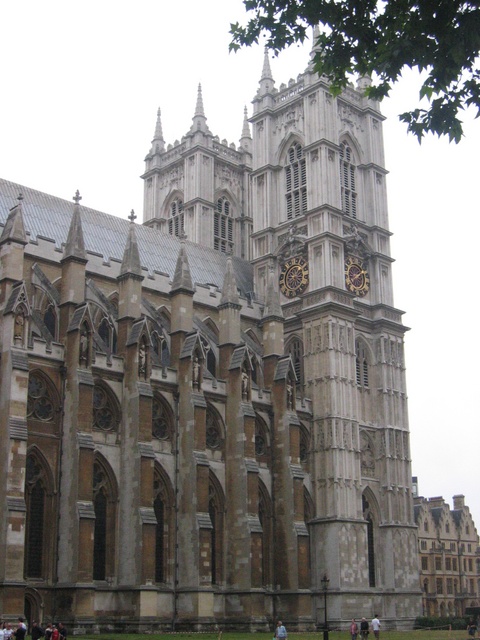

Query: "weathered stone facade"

xmin=0 ymin=48 xmax=421 ymax=632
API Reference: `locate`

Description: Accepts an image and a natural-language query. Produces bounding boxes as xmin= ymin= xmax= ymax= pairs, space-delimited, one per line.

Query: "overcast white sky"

xmin=1 ymin=1 xmax=479 ymax=528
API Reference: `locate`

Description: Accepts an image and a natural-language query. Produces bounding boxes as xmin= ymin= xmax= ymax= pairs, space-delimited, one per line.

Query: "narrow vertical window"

xmin=168 ymin=198 xmax=184 ymax=237
xmin=355 ymin=340 xmax=369 ymax=387
xmin=93 ymin=464 xmax=107 ymax=581
xmin=154 ymin=495 xmax=165 ymax=582
xmin=25 ymin=455 xmax=46 ymax=578
xmin=340 ymin=141 xmax=357 ymax=218
xmin=214 ymin=197 xmax=233 ymax=253
xmin=285 ymin=143 xmax=307 ymax=220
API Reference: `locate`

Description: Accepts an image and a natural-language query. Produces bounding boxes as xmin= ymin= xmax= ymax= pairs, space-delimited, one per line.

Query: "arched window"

xmin=285 ymin=142 xmax=307 ymax=220
xmin=209 ymin=473 xmax=225 ymax=585
xmin=152 ymin=330 xmax=170 ymax=367
xmin=258 ymin=480 xmax=273 ymax=587
xmin=93 ymin=458 xmax=117 ymax=581
xmin=98 ymin=316 xmax=117 ymax=354
xmin=355 ymin=339 xmax=369 ymax=388
xmin=214 ymin=197 xmax=233 ymax=253
xmin=92 ymin=383 xmax=120 ymax=432
xmin=27 ymin=373 xmax=55 ymax=422
xmin=153 ymin=466 xmax=174 ymax=583
xmin=206 ymin=405 xmax=224 ymax=459
xmin=255 ymin=415 xmax=270 ymax=465
xmin=168 ymin=198 xmax=184 ymax=237
xmin=200 ymin=336 xmax=216 ymax=378
xmin=363 ymin=494 xmax=376 ymax=587
xmin=152 ymin=396 xmax=173 ymax=441
xmin=24 ymin=453 xmax=51 ymax=579
xmin=340 ymin=141 xmax=357 ymax=218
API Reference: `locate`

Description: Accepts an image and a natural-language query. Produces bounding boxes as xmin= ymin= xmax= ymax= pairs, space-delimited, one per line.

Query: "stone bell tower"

xmin=249 ymin=45 xmax=420 ymax=626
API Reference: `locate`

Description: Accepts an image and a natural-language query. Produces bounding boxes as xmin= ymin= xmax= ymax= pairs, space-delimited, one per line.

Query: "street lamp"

xmin=321 ymin=573 xmax=330 ymax=640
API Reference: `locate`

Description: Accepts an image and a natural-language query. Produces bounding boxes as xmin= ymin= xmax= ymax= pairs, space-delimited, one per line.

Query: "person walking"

xmin=360 ymin=618 xmax=369 ymax=640
xmin=350 ymin=619 xmax=359 ymax=640
xmin=275 ymin=621 xmax=287 ymax=640
xmin=371 ymin=615 xmax=381 ymax=640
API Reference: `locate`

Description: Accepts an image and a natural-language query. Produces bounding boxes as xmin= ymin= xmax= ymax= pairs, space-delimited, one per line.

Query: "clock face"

xmin=345 ymin=256 xmax=370 ymax=296
xmin=279 ymin=256 xmax=309 ymax=298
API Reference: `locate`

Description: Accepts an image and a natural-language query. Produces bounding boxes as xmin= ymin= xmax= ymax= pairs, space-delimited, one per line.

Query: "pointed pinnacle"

xmin=241 ymin=106 xmax=251 ymax=140
xmin=261 ymin=47 xmax=274 ymax=81
xmin=194 ymin=83 xmax=205 ymax=117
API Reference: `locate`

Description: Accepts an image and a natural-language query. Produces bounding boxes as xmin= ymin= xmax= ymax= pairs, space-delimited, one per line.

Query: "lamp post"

xmin=321 ymin=573 xmax=330 ymax=640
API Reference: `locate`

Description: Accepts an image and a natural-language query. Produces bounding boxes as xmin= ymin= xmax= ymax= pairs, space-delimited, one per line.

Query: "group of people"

xmin=1 ymin=618 xmax=27 ymax=640
xmin=350 ymin=615 xmax=381 ymax=640
xmin=0 ymin=621 xmax=67 ymax=640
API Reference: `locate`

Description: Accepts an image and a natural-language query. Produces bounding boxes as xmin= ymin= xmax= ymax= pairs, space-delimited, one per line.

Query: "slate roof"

xmin=0 ymin=178 xmax=254 ymax=296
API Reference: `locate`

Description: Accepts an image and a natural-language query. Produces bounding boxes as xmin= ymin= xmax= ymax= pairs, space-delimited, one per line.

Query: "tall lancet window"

xmin=339 ymin=141 xmax=357 ymax=218
xmin=214 ymin=197 xmax=233 ymax=252
xmin=168 ymin=198 xmax=184 ymax=237
xmin=285 ymin=142 xmax=307 ymax=220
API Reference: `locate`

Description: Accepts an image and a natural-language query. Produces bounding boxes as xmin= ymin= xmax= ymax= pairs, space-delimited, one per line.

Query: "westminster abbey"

xmin=0 ymin=45 xmax=421 ymax=631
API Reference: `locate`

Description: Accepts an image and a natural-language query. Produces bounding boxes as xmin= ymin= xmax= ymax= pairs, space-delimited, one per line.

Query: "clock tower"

xmin=251 ymin=48 xmax=419 ymax=622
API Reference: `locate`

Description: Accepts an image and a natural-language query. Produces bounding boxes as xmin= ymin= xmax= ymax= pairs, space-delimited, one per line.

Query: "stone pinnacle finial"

xmin=261 ymin=47 xmax=274 ymax=80
xmin=241 ymin=106 xmax=251 ymax=140
xmin=195 ymin=83 xmax=205 ymax=117
xmin=151 ymin=107 xmax=165 ymax=153
xmin=17 ymin=192 xmax=24 ymax=202
xmin=63 ymin=190 xmax=86 ymax=261
xmin=120 ymin=214 xmax=142 ymax=277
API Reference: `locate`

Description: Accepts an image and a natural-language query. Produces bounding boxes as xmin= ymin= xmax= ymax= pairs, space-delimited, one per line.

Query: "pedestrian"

xmin=44 ymin=625 xmax=52 ymax=640
xmin=4 ymin=624 xmax=13 ymax=640
xmin=350 ymin=619 xmax=359 ymax=640
xmin=50 ymin=627 xmax=59 ymax=640
xmin=360 ymin=618 xmax=369 ymax=640
xmin=371 ymin=614 xmax=381 ymax=640
xmin=31 ymin=623 xmax=44 ymax=640
xmin=275 ymin=621 xmax=287 ymax=640
xmin=57 ymin=625 xmax=66 ymax=640
xmin=13 ymin=620 xmax=26 ymax=640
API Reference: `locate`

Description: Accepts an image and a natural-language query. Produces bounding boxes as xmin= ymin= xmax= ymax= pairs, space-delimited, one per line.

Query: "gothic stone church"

xmin=0 ymin=48 xmax=421 ymax=632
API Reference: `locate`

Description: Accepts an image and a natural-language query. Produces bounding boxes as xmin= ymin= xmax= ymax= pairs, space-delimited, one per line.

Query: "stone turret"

xmin=0 ymin=193 xmax=27 ymax=307
xmin=170 ymin=236 xmax=194 ymax=361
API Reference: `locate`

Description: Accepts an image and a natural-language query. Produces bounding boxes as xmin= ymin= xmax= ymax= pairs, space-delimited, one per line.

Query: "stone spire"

xmin=63 ymin=190 xmax=86 ymax=261
xmin=120 ymin=210 xmax=142 ymax=277
xmin=0 ymin=193 xmax=27 ymax=246
xmin=151 ymin=107 xmax=165 ymax=154
xmin=239 ymin=106 xmax=252 ymax=150
xmin=258 ymin=48 xmax=275 ymax=94
xmin=308 ymin=24 xmax=322 ymax=69
xmin=220 ymin=253 xmax=240 ymax=307
xmin=263 ymin=265 xmax=283 ymax=321
xmin=190 ymin=83 xmax=211 ymax=135
xmin=171 ymin=236 xmax=194 ymax=293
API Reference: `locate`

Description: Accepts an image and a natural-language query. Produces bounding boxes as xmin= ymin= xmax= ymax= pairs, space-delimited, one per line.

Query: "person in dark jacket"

xmin=31 ymin=623 xmax=45 ymax=640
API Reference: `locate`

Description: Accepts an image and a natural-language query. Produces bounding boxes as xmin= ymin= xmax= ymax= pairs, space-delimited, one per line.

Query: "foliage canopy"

xmin=230 ymin=0 xmax=480 ymax=142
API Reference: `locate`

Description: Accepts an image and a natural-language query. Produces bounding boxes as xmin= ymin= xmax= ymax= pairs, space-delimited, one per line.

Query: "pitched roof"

xmin=0 ymin=178 xmax=254 ymax=296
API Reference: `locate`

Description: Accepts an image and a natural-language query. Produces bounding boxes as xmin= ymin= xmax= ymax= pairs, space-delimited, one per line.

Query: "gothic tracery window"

xmin=152 ymin=397 xmax=172 ymax=441
xmin=93 ymin=383 xmax=120 ymax=432
xmin=340 ymin=140 xmax=357 ymax=218
xmin=285 ymin=142 xmax=307 ymax=220
xmin=153 ymin=467 xmax=173 ymax=583
xmin=27 ymin=373 xmax=55 ymax=422
xmin=168 ymin=198 xmax=184 ymax=237
xmin=206 ymin=406 xmax=223 ymax=452
xmin=214 ymin=196 xmax=233 ymax=253
xmin=362 ymin=494 xmax=376 ymax=587
xmin=209 ymin=474 xmax=225 ymax=585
